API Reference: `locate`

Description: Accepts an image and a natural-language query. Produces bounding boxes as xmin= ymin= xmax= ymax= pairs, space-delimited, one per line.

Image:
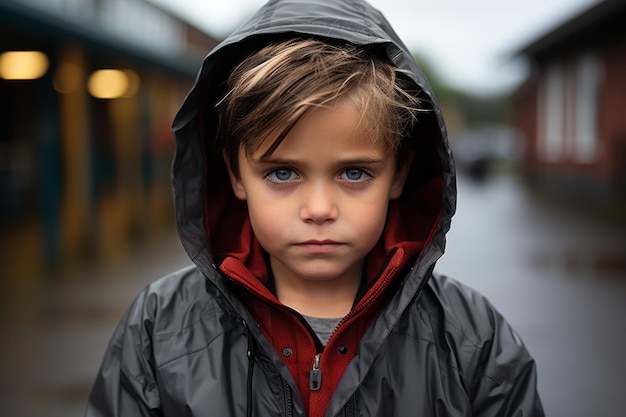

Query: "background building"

xmin=0 ymin=0 xmax=219 ymax=283
xmin=513 ymin=0 xmax=626 ymax=201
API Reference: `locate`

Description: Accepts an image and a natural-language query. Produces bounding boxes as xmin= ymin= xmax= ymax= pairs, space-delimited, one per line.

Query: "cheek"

xmin=246 ymin=198 xmax=289 ymax=241
xmin=347 ymin=200 xmax=389 ymax=241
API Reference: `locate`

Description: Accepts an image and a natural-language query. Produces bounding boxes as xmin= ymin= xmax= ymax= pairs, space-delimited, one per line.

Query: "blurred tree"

xmin=412 ymin=51 xmax=513 ymax=133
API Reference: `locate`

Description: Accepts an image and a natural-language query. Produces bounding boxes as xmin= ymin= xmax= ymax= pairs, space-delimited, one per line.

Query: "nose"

xmin=299 ymin=181 xmax=338 ymax=224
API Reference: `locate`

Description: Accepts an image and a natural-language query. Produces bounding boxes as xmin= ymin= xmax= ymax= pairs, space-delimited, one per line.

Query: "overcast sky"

xmin=150 ymin=0 xmax=600 ymax=95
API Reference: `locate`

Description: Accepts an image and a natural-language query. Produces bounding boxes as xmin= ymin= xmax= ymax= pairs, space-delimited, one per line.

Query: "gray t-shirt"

xmin=301 ymin=314 xmax=342 ymax=346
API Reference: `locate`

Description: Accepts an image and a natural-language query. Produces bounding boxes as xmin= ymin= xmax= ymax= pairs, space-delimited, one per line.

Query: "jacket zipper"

xmin=303 ymin=255 xmax=401 ymax=398
xmin=283 ymin=382 xmax=294 ymax=417
xmin=309 ymin=353 xmax=322 ymax=391
xmin=325 ymin=255 xmax=401 ymax=344
xmin=226 ymin=274 xmax=321 ymax=403
xmin=225 ymin=261 xmax=404 ymax=401
xmin=244 ymin=319 xmax=257 ymax=417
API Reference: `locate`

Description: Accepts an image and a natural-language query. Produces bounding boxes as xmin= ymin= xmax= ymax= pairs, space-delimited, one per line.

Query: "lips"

xmin=294 ymin=240 xmax=345 ymax=254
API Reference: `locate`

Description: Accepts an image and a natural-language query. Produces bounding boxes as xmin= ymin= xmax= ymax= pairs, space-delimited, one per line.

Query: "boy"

xmin=85 ymin=0 xmax=544 ymax=416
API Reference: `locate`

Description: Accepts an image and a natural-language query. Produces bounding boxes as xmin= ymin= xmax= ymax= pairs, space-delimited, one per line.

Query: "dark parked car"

xmin=452 ymin=126 xmax=525 ymax=180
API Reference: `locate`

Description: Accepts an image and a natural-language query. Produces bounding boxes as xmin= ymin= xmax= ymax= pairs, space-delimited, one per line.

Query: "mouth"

xmin=293 ymin=240 xmax=345 ymax=254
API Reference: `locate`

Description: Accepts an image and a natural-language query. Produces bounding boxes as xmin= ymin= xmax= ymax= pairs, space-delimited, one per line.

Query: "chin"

xmin=293 ymin=265 xmax=359 ymax=282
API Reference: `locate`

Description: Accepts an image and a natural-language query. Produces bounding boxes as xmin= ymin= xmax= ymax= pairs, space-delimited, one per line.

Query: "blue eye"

xmin=267 ymin=168 xmax=297 ymax=182
xmin=341 ymin=168 xmax=367 ymax=181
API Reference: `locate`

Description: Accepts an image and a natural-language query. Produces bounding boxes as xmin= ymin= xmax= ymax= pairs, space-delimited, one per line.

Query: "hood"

xmin=171 ymin=0 xmax=456 ymax=302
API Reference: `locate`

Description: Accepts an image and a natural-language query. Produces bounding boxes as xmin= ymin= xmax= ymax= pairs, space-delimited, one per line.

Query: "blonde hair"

xmin=217 ymin=38 xmax=422 ymax=174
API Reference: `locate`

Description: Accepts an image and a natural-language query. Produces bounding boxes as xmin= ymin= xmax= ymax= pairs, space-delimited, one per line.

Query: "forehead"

xmin=247 ymin=98 xmax=391 ymax=161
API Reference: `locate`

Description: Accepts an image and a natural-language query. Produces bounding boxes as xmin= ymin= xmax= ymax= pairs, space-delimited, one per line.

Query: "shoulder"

xmin=418 ymin=275 xmax=544 ymax=414
xmin=114 ymin=265 xmax=242 ymax=365
xmin=424 ymin=273 xmax=501 ymax=339
xmin=142 ymin=264 xmax=211 ymax=309
xmin=420 ymin=273 xmax=535 ymax=386
xmin=128 ymin=264 xmax=240 ymax=330
xmin=422 ymin=273 xmax=530 ymax=358
xmin=131 ymin=265 xmax=211 ymax=324
xmin=398 ymin=273 xmax=518 ymax=359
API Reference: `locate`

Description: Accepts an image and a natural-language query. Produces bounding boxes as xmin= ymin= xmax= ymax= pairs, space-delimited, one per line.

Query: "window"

xmin=538 ymin=63 xmax=565 ymax=161
xmin=574 ymin=52 xmax=601 ymax=163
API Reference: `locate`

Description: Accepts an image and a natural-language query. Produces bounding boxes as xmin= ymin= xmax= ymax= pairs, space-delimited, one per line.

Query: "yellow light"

xmin=0 ymin=51 xmax=49 ymax=80
xmin=87 ymin=69 xmax=129 ymax=99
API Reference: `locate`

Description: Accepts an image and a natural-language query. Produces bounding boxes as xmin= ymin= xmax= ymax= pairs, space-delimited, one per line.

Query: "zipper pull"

xmin=309 ymin=354 xmax=322 ymax=391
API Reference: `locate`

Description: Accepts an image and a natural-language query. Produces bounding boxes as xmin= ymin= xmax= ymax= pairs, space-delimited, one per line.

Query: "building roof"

xmin=0 ymin=0 xmax=219 ymax=76
xmin=516 ymin=0 xmax=626 ymax=59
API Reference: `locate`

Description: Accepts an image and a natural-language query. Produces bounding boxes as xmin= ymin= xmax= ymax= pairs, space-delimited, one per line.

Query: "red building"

xmin=514 ymin=0 xmax=626 ymax=201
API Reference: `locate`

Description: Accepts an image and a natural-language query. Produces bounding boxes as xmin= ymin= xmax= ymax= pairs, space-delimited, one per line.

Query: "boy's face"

xmin=227 ymin=98 xmax=411 ymax=286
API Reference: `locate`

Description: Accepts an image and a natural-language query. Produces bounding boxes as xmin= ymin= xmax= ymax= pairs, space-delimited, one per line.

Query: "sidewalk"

xmin=0 ymin=227 xmax=191 ymax=417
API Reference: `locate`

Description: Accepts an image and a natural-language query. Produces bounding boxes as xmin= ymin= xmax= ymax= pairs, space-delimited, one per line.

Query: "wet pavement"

xmin=437 ymin=172 xmax=626 ymax=417
xmin=1 ymin=171 xmax=625 ymax=417
xmin=0 ymin=228 xmax=192 ymax=417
